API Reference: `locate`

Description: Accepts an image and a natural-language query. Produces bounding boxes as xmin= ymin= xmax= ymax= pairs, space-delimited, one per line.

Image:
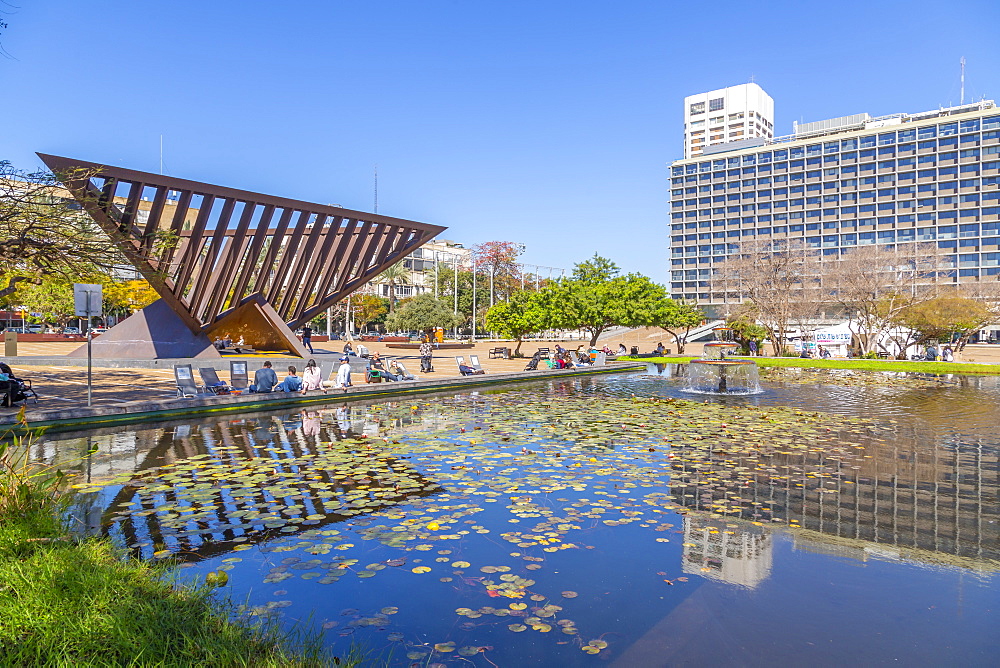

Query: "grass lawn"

xmin=620 ymin=356 xmax=1000 ymax=376
xmin=0 ymin=433 xmax=346 ymax=667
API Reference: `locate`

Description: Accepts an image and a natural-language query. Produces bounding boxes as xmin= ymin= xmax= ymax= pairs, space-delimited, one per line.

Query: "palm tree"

xmin=374 ymin=262 xmax=410 ymax=312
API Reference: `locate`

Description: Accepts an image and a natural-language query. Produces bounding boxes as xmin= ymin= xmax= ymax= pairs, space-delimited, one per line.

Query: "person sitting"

xmin=249 ymin=361 xmax=278 ymax=393
xmin=617 ymin=344 xmax=627 ymax=356
xmin=300 ymin=358 xmax=326 ymax=394
xmin=554 ymin=344 xmax=565 ymax=355
xmin=819 ymin=346 xmax=832 ymax=359
xmin=344 ymin=341 xmax=354 ymax=356
xmin=942 ymin=346 xmax=955 ymax=362
xmin=655 ymin=342 xmax=665 ymax=355
xmin=277 ymin=365 xmax=302 ymax=392
xmin=389 ymin=360 xmax=414 ymax=380
xmin=601 ymin=345 xmax=613 ymax=355
xmin=799 ymin=348 xmax=813 ymax=359
xmin=368 ymin=352 xmax=398 ymax=381
xmin=334 ymin=357 xmax=352 ymax=389
xmin=213 ymin=337 xmax=225 ymax=350
xmin=459 ymin=362 xmax=484 ymax=376
xmin=222 ymin=333 xmax=233 ymax=347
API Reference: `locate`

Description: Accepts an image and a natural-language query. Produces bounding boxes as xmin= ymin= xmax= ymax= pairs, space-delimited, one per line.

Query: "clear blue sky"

xmin=3 ymin=1 xmax=999 ymax=282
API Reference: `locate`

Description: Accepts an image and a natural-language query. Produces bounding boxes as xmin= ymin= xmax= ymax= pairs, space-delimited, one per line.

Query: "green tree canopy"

xmin=385 ymin=293 xmax=463 ymax=333
xmin=539 ymin=254 xmax=666 ymax=346
xmin=894 ymin=295 xmax=995 ymax=348
xmin=651 ymin=299 xmax=705 ymax=354
xmin=484 ymin=291 xmax=546 ymax=355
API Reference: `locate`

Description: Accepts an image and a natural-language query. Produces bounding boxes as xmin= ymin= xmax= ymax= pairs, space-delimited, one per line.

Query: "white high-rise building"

xmin=683 ymin=83 xmax=774 ymax=159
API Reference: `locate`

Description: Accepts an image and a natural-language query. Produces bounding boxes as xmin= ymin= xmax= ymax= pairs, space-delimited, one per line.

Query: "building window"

xmin=709 ymin=98 xmax=724 ymax=112
xmin=690 ymin=102 xmax=706 ymax=115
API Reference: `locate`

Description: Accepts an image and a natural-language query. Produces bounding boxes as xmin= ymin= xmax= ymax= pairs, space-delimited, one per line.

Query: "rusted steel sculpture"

xmin=38 ymin=153 xmax=445 ymax=358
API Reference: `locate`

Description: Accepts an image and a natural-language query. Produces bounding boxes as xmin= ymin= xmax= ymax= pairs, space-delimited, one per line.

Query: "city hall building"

xmin=668 ymin=88 xmax=1000 ymax=313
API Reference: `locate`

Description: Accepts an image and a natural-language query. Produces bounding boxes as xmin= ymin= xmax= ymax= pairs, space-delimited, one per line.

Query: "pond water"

xmin=31 ymin=368 xmax=1000 ymax=666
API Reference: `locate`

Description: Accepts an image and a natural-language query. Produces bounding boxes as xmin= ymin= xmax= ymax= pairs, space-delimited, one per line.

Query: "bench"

xmin=536 ymin=347 xmax=552 ymax=359
xmin=488 ymin=347 xmax=509 ymax=359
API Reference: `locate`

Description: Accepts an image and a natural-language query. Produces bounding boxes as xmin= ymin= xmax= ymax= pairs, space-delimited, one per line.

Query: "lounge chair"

xmin=199 ymin=367 xmax=231 ymax=394
xmin=469 ymin=355 xmax=485 ymax=373
xmin=229 ymin=361 xmax=249 ymax=392
xmin=174 ymin=364 xmax=200 ymax=398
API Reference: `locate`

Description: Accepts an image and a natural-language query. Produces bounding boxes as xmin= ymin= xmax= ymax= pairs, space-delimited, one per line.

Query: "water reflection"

xmin=21 ymin=374 xmax=1000 ymax=664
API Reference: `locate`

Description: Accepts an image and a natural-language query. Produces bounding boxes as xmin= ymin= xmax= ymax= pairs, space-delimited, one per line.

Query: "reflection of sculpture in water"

xmin=680 ymin=514 xmax=773 ymax=589
xmin=683 ymin=327 xmax=761 ymax=395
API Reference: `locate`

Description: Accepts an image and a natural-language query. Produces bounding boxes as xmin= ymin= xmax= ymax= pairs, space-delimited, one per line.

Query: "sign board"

xmin=74 ymin=284 xmax=103 ymax=318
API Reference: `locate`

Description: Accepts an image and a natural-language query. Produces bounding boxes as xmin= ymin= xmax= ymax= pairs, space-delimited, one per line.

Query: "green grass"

xmin=620 ymin=355 xmax=1000 ymax=376
xmin=0 ymin=433 xmax=348 ymax=667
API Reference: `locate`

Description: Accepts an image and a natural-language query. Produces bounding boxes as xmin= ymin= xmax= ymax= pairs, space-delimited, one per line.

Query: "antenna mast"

xmin=960 ymin=57 xmax=966 ymax=105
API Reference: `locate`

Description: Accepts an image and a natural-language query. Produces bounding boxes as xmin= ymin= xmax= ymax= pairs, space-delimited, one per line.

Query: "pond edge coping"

xmin=4 ymin=363 xmax=646 ymax=433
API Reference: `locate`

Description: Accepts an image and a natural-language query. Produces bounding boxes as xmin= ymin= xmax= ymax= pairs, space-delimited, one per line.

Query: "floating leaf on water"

xmin=412 ymin=566 xmax=432 ymax=574
xmin=589 ymin=640 xmax=609 ymax=649
xmin=561 ymin=591 xmax=578 ymax=598
xmin=508 ymin=624 xmax=527 ymax=632
xmin=433 ymin=642 xmax=456 ymax=652
xmin=451 ymin=561 xmax=471 ymax=568
xmin=381 ymin=606 xmax=398 ymax=615
xmin=509 ymin=602 xmax=527 ymax=610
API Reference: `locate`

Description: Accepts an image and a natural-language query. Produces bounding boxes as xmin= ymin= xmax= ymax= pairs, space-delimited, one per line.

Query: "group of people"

xmin=800 ymin=346 xmax=833 ymax=359
xmin=924 ymin=345 xmax=956 ymax=362
xmin=249 ymin=359 xmax=323 ymax=393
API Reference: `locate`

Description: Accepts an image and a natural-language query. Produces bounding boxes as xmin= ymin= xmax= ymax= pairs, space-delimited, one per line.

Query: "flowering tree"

xmin=472 ymin=241 xmax=525 ymax=305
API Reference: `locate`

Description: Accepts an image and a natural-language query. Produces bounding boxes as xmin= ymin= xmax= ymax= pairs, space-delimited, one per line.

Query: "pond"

xmin=29 ymin=368 xmax=1000 ymax=666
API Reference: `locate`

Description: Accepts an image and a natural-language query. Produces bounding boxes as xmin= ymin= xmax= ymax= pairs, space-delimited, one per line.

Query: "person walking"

xmin=301 ymin=325 xmax=314 ymax=354
xmin=419 ymin=339 xmax=434 ymax=373
xmin=749 ymin=340 xmax=758 ymax=356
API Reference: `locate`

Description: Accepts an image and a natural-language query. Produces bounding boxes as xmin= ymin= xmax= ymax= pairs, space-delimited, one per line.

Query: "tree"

xmin=484 ymin=291 xmax=546 ymax=356
xmin=374 ymin=262 xmax=410 ymax=312
xmin=726 ymin=309 xmax=769 ymax=355
xmin=0 ymin=162 xmax=123 ymax=299
xmin=820 ymin=243 xmax=938 ymax=356
xmin=385 ymin=294 xmax=463 ymax=333
xmin=350 ymin=294 xmax=388 ymax=332
xmin=652 ymin=299 xmax=704 ymax=354
xmin=541 ymin=255 xmax=666 ymax=346
xmin=472 ymin=241 xmax=525 ymax=306
xmin=712 ymin=239 xmax=819 ymax=355
xmin=894 ymin=295 xmax=996 ymax=350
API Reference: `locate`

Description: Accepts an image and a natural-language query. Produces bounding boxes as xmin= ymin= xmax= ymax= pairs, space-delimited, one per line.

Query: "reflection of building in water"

xmin=681 ymin=515 xmax=772 ymax=588
xmin=671 ymin=424 xmax=1000 ymax=571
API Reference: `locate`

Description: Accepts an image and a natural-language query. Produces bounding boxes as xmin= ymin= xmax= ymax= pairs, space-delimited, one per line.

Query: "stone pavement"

xmin=0 ymin=340 xmax=614 ymax=416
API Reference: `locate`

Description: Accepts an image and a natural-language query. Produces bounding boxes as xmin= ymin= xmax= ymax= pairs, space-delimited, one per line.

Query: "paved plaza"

xmin=0 ymin=340 xmax=599 ymax=415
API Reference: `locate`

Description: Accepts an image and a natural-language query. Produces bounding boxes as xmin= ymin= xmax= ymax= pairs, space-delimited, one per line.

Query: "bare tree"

xmin=711 ymin=238 xmax=819 ymax=355
xmin=820 ymin=243 xmax=942 ymax=357
xmin=0 ymin=162 xmax=123 ymax=299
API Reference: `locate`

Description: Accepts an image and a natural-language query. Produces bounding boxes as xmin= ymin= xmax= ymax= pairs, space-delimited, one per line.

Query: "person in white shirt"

xmin=300 ymin=359 xmax=326 ymax=394
xmin=334 ymin=357 xmax=353 ymax=390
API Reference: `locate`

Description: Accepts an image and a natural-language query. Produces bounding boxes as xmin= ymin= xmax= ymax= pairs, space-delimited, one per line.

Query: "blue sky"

xmin=3 ymin=1 xmax=999 ymax=281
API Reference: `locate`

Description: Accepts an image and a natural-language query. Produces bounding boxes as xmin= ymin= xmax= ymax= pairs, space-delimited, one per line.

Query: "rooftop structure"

xmin=683 ymin=83 xmax=774 ymax=159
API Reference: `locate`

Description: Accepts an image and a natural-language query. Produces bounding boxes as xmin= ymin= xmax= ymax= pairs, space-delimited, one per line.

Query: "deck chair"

xmin=595 ymin=352 xmax=607 ymax=366
xmin=199 ymin=367 xmax=230 ymax=394
xmin=174 ymin=364 xmax=200 ymax=398
xmin=229 ymin=361 xmax=249 ymax=392
xmin=469 ymin=355 xmax=486 ymax=373
xmin=392 ymin=361 xmax=415 ymax=380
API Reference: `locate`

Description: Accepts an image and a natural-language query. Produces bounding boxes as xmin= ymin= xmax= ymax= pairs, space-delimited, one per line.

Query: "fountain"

xmin=682 ymin=327 xmax=761 ymax=394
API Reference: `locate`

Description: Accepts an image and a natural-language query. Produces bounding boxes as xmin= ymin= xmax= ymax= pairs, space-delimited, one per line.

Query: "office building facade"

xmin=668 ymin=100 xmax=1000 ymax=310
xmin=683 ymin=83 xmax=774 ymax=159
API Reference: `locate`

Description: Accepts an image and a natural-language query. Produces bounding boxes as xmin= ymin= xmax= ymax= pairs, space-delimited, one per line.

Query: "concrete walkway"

xmin=0 ymin=340 xmax=644 ymax=432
